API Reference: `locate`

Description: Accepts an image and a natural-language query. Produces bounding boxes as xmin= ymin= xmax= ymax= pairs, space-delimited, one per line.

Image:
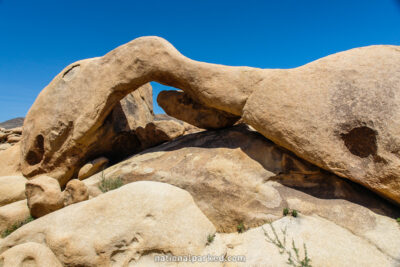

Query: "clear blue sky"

xmin=1 ymin=0 xmax=399 ymax=122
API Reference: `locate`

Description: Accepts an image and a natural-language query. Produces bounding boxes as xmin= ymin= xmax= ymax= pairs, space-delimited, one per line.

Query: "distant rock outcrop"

xmin=19 ymin=36 xmax=400 ymax=205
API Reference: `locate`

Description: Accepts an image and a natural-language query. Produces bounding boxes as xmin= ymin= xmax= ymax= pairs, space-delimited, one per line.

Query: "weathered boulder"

xmin=0 ymin=176 xmax=27 ymax=207
xmin=84 ymin=125 xmax=400 ymax=237
xmin=20 ymin=36 xmax=400 ymax=204
xmin=63 ymin=179 xmax=89 ymax=206
xmin=157 ymin=90 xmax=240 ymax=129
xmin=0 ymin=143 xmax=21 ymax=176
xmin=25 ymin=176 xmax=64 ymax=218
xmin=77 ymin=157 xmax=109 ymax=180
xmin=6 ymin=135 xmax=21 ymax=143
xmin=0 ymin=242 xmax=62 ymax=267
xmin=0 ymin=181 xmax=216 ymax=266
xmin=0 ymin=200 xmax=30 ymax=233
xmin=8 ymin=127 xmax=22 ymax=135
xmin=213 ymin=215 xmax=399 ymax=266
xmin=242 ymin=45 xmax=400 ymax=205
xmin=136 ymin=120 xmax=185 ymax=148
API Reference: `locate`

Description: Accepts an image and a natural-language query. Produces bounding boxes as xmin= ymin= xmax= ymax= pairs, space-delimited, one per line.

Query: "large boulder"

xmin=25 ymin=176 xmax=64 ymax=218
xmin=0 ymin=176 xmax=27 ymax=207
xmin=0 ymin=144 xmax=21 ymax=176
xmin=20 ymin=37 xmax=400 ymax=204
xmin=84 ymin=125 xmax=400 ymax=242
xmin=0 ymin=242 xmax=62 ymax=267
xmin=63 ymin=179 xmax=89 ymax=206
xmin=77 ymin=157 xmax=109 ymax=180
xmin=242 ymin=45 xmax=400 ymax=205
xmin=0 ymin=200 xmax=30 ymax=233
xmin=0 ymin=181 xmax=216 ymax=266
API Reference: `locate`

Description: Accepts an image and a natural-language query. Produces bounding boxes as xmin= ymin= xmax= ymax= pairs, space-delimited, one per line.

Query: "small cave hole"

xmin=340 ymin=126 xmax=377 ymax=158
xmin=26 ymin=135 xmax=44 ymax=165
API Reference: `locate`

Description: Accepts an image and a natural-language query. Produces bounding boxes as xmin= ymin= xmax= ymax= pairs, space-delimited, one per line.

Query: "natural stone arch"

xmin=20 ymin=36 xmax=400 ymax=205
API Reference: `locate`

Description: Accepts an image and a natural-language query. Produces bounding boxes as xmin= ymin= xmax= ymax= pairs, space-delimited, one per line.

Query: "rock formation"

xmin=19 ymin=36 xmax=400 ymax=205
xmin=62 ymin=179 xmax=89 ymax=206
xmin=0 ymin=127 xmax=22 ymax=151
xmin=0 ymin=181 xmax=216 ymax=266
xmin=25 ymin=176 xmax=64 ymax=218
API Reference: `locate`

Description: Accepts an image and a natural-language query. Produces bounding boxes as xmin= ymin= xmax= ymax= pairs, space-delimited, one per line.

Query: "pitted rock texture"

xmin=21 ymin=36 xmax=400 ymax=204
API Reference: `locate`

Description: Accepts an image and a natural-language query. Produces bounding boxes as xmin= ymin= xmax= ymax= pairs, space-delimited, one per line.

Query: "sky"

xmin=0 ymin=0 xmax=400 ymax=122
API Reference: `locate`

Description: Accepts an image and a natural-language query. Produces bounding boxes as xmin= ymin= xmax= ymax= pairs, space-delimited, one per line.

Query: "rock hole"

xmin=26 ymin=134 xmax=44 ymax=165
xmin=341 ymin=126 xmax=377 ymax=158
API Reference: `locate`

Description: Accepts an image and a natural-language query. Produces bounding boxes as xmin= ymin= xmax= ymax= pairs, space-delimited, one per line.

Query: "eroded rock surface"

xmin=0 ymin=181 xmax=216 ymax=266
xmin=20 ymin=36 xmax=400 ymax=204
xmin=84 ymin=125 xmax=400 ymax=237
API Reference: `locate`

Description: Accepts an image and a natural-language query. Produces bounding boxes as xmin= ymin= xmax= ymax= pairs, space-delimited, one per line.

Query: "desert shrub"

xmin=283 ymin=208 xmax=290 ymax=216
xmin=207 ymin=233 xmax=216 ymax=245
xmin=237 ymin=222 xmax=245 ymax=233
xmin=2 ymin=216 xmax=34 ymax=238
xmin=98 ymin=172 xmax=124 ymax=193
xmin=263 ymin=223 xmax=312 ymax=267
xmin=291 ymin=210 xmax=298 ymax=217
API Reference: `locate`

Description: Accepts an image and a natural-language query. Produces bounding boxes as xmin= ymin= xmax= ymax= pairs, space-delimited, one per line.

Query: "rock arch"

xmin=20 ymin=36 xmax=400 ymax=205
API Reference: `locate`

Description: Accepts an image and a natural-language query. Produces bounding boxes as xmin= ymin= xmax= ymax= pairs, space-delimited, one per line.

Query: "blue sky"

xmin=1 ymin=0 xmax=399 ymax=122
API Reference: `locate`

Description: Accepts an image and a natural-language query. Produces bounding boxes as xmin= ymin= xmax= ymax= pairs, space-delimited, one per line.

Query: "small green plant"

xmin=396 ymin=218 xmax=400 ymax=225
xmin=291 ymin=210 xmax=298 ymax=218
xmin=262 ymin=223 xmax=312 ymax=267
xmin=283 ymin=208 xmax=290 ymax=216
xmin=206 ymin=233 xmax=215 ymax=245
xmin=2 ymin=216 xmax=34 ymax=238
xmin=237 ymin=222 xmax=245 ymax=233
xmin=283 ymin=208 xmax=299 ymax=218
xmin=98 ymin=171 xmax=124 ymax=193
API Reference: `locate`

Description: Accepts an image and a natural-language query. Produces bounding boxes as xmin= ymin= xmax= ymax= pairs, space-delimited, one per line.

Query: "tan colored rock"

xmin=21 ymin=36 xmax=400 ymax=204
xmin=8 ymin=127 xmax=22 ymax=135
xmin=63 ymin=179 xmax=89 ymax=206
xmin=242 ymin=46 xmax=400 ymax=205
xmin=0 ymin=200 xmax=30 ymax=233
xmin=0 ymin=132 xmax=8 ymax=142
xmin=21 ymin=82 xmax=154 ymax=186
xmin=77 ymin=157 xmax=108 ymax=180
xmin=6 ymin=134 xmax=21 ymax=143
xmin=25 ymin=176 xmax=64 ymax=218
xmin=84 ymin=125 xmax=400 ymax=235
xmin=0 ymin=242 xmax=62 ymax=267
xmin=157 ymin=90 xmax=240 ymax=129
xmin=0 ymin=181 xmax=216 ymax=266
xmin=0 ymin=143 xmax=21 ymax=176
xmin=216 ymin=215 xmax=398 ymax=266
xmin=136 ymin=120 xmax=185 ymax=148
xmin=0 ymin=176 xmax=27 ymax=207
